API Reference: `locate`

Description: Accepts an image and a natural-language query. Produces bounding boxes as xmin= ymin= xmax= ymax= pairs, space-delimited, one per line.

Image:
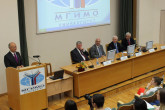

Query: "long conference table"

xmin=61 ymin=44 xmax=165 ymax=97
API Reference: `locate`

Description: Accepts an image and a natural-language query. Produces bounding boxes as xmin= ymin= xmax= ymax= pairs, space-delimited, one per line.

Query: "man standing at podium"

xmin=71 ymin=41 xmax=89 ymax=64
xmin=4 ymin=42 xmax=24 ymax=68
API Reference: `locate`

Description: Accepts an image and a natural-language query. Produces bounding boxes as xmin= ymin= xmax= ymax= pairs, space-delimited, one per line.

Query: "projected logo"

xmin=48 ymin=0 xmax=99 ymax=9
xmin=20 ymin=70 xmax=44 ymax=86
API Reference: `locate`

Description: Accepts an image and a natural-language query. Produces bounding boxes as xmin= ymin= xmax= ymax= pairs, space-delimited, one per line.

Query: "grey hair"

xmin=8 ymin=43 xmax=11 ymax=48
xmin=126 ymin=32 xmax=131 ymax=36
xmin=112 ymin=36 xmax=118 ymax=40
xmin=76 ymin=41 xmax=82 ymax=45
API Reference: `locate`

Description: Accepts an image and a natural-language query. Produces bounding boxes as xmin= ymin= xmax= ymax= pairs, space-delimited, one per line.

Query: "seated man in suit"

xmin=89 ymin=38 xmax=106 ymax=58
xmin=71 ymin=41 xmax=89 ymax=64
xmin=122 ymin=32 xmax=135 ymax=50
xmin=4 ymin=42 xmax=24 ymax=68
xmin=107 ymin=36 xmax=122 ymax=53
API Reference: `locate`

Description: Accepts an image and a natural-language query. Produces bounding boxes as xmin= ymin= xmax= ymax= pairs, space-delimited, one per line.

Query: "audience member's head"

xmin=151 ymin=77 xmax=163 ymax=86
xmin=157 ymin=88 xmax=165 ymax=105
xmin=112 ymin=36 xmax=118 ymax=43
xmin=92 ymin=94 xmax=105 ymax=109
xmin=8 ymin=42 xmax=17 ymax=52
xmin=125 ymin=32 xmax=131 ymax=40
xmin=134 ymin=97 xmax=147 ymax=110
xmin=95 ymin=38 xmax=101 ymax=46
xmin=76 ymin=41 xmax=82 ymax=50
xmin=65 ymin=100 xmax=78 ymax=110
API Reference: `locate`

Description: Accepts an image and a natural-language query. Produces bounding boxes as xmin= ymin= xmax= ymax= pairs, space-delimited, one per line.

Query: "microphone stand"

xmin=88 ymin=59 xmax=94 ymax=68
xmin=100 ymin=56 xmax=106 ymax=64
xmin=28 ymin=56 xmax=41 ymax=66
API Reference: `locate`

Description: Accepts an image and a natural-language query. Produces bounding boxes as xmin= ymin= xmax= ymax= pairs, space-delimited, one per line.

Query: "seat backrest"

xmin=140 ymin=91 xmax=158 ymax=103
xmin=118 ymin=40 xmax=122 ymax=44
xmin=45 ymin=63 xmax=53 ymax=76
xmin=134 ymin=38 xmax=137 ymax=44
xmin=105 ymin=44 xmax=109 ymax=55
xmin=31 ymin=62 xmax=53 ymax=77
xmin=70 ymin=52 xmax=76 ymax=64
xmin=117 ymin=99 xmax=134 ymax=110
xmin=87 ymin=47 xmax=91 ymax=59
xmin=118 ymin=105 xmax=133 ymax=110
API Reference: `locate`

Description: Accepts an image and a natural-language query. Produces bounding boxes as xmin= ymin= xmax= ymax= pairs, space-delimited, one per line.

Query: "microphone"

xmin=100 ymin=56 xmax=106 ymax=64
xmin=29 ymin=55 xmax=41 ymax=65
xmin=154 ymin=47 xmax=157 ymax=50
xmin=33 ymin=55 xmax=40 ymax=58
xmin=33 ymin=55 xmax=41 ymax=64
xmin=116 ymin=53 xmax=121 ymax=60
xmin=88 ymin=60 xmax=94 ymax=68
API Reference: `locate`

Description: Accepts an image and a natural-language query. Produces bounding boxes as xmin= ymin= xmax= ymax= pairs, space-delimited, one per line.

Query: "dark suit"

xmin=89 ymin=44 xmax=106 ymax=58
xmin=4 ymin=51 xmax=23 ymax=68
xmin=107 ymin=42 xmax=123 ymax=52
xmin=71 ymin=48 xmax=89 ymax=64
xmin=122 ymin=38 xmax=135 ymax=50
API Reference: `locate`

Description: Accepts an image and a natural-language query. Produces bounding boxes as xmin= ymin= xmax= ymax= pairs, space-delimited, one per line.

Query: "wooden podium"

xmin=6 ymin=64 xmax=48 ymax=110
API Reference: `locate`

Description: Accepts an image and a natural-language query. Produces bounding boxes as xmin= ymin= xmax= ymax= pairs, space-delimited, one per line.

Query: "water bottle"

xmin=139 ymin=46 xmax=142 ymax=52
xmin=122 ymin=52 xmax=124 ymax=57
xmin=96 ymin=58 xmax=99 ymax=65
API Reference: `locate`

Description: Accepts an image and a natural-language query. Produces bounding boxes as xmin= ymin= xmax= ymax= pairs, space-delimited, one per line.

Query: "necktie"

xmin=115 ymin=43 xmax=119 ymax=53
xmin=128 ymin=40 xmax=130 ymax=45
xmin=80 ymin=50 xmax=86 ymax=61
xmin=98 ymin=46 xmax=102 ymax=57
xmin=14 ymin=53 xmax=18 ymax=63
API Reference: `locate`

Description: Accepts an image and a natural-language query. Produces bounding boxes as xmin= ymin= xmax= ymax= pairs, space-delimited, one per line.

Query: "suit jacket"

xmin=89 ymin=44 xmax=106 ymax=58
xmin=107 ymin=42 xmax=123 ymax=52
xmin=122 ymin=38 xmax=135 ymax=50
xmin=71 ymin=48 xmax=89 ymax=64
xmin=4 ymin=51 xmax=23 ymax=68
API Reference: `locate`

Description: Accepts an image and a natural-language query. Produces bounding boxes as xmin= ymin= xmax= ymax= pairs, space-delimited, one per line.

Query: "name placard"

xmin=121 ymin=56 xmax=128 ymax=61
xmin=149 ymin=49 xmax=155 ymax=53
xmin=135 ymin=52 xmax=142 ymax=57
xmin=161 ymin=46 xmax=165 ymax=49
xmin=103 ymin=60 xmax=112 ymax=66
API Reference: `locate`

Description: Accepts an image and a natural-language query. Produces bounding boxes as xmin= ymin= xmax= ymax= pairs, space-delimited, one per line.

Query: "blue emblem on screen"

xmin=47 ymin=0 xmax=99 ymax=8
xmin=20 ymin=71 xmax=44 ymax=86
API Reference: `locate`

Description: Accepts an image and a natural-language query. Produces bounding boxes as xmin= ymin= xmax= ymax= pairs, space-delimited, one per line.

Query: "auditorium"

xmin=0 ymin=0 xmax=165 ymax=110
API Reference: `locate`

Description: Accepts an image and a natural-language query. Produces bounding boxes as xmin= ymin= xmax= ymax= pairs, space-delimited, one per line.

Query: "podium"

xmin=6 ymin=64 xmax=48 ymax=110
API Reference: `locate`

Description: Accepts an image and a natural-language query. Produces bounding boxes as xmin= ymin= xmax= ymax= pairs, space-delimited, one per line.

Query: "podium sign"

xmin=19 ymin=67 xmax=46 ymax=95
xmin=6 ymin=65 xmax=48 ymax=110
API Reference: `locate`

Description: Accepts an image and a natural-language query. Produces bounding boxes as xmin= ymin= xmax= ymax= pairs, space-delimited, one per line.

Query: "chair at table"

xmin=105 ymin=44 xmax=109 ymax=55
xmin=31 ymin=62 xmax=53 ymax=77
xmin=87 ymin=47 xmax=91 ymax=59
xmin=135 ymin=91 xmax=158 ymax=103
xmin=116 ymin=99 xmax=134 ymax=110
xmin=70 ymin=53 xmax=76 ymax=64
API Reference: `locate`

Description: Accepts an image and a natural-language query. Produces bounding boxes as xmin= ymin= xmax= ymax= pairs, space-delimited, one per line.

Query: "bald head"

xmin=95 ymin=38 xmax=101 ymax=46
xmin=112 ymin=36 xmax=118 ymax=43
xmin=8 ymin=42 xmax=17 ymax=52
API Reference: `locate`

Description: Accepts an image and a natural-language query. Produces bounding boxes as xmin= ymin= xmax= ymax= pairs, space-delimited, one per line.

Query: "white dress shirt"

xmin=141 ymin=86 xmax=162 ymax=96
xmin=76 ymin=48 xmax=86 ymax=61
xmin=10 ymin=51 xmax=17 ymax=57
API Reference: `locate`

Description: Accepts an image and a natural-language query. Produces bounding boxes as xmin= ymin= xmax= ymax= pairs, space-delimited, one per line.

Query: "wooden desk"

xmin=47 ymin=73 xmax=73 ymax=97
xmin=61 ymin=44 xmax=165 ymax=97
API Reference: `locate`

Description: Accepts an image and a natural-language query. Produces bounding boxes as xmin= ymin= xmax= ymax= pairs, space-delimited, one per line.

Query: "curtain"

xmin=119 ymin=0 xmax=133 ymax=40
xmin=17 ymin=0 xmax=29 ymax=66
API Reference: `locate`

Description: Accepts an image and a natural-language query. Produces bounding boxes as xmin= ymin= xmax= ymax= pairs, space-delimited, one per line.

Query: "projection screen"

xmin=37 ymin=0 xmax=110 ymax=33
